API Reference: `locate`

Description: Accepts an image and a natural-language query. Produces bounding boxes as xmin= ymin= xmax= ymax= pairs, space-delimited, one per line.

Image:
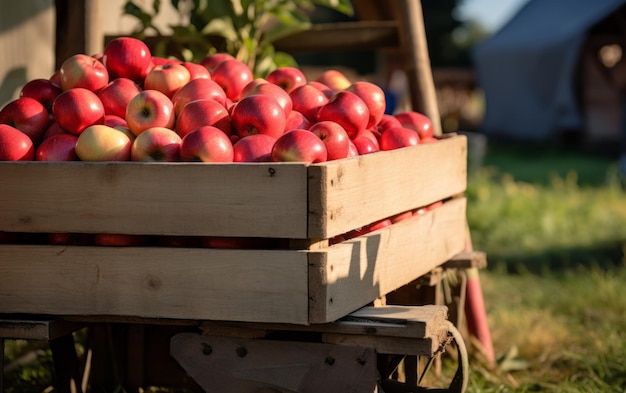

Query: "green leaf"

xmin=261 ymin=8 xmax=310 ymax=44
xmin=152 ymin=0 xmax=161 ymax=14
xmin=202 ymin=17 xmax=238 ymax=43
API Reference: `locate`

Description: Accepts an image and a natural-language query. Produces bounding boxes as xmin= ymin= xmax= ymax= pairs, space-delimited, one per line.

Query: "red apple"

xmin=102 ymin=37 xmax=152 ymax=82
xmin=94 ymin=233 xmax=151 ymax=246
xmin=0 ymin=124 xmax=35 ymax=160
xmin=271 ymin=129 xmax=327 ymax=163
xmin=309 ymin=121 xmax=350 ymax=161
xmin=308 ymin=81 xmax=334 ymax=98
xmin=232 ymin=134 xmax=276 ymax=162
xmin=52 ymin=88 xmax=105 ymax=135
xmin=182 ymin=61 xmax=212 ymax=80
xmin=289 ymin=84 xmax=329 ymax=123
xmin=131 ymin=126 xmax=181 ymax=162
xmin=284 ymin=110 xmax=311 ymax=132
xmin=41 ymin=121 xmax=67 ymax=141
xmin=243 ymin=81 xmax=292 ymax=117
xmin=75 ymin=124 xmax=133 ymax=161
xmin=379 ymin=127 xmax=419 ymax=151
xmin=315 ymin=69 xmax=352 ymax=91
xmin=150 ymin=56 xmax=181 ymax=68
xmin=48 ymin=233 xmax=74 ymax=245
xmin=316 ymin=91 xmax=369 ymax=139
xmin=125 ymin=89 xmax=175 ymax=136
xmin=352 ymin=130 xmax=380 ymax=155
xmin=19 ymin=78 xmax=62 ymax=113
xmin=231 ymin=94 xmax=286 ymax=139
xmin=179 ymin=126 xmax=234 ymax=162
xmin=371 ymin=113 xmax=402 ymax=139
xmin=103 ymin=114 xmax=128 ymax=128
xmin=144 ymin=63 xmax=191 ymax=99
xmin=175 ymin=99 xmax=231 ymax=138
xmin=59 ymin=53 xmax=109 ymax=92
xmin=347 ymin=140 xmax=359 ymax=157
xmin=210 ymin=58 xmax=254 ymax=102
xmin=171 ymin=78 xmax=227 ymax=115
xmin=347 ymin=81 xmax=386 ymax=129
xmin=0 ymin=97 xmax=51 ymax=144
xmin=390 ymin=211 xmax=413 ymax=223
xmin=394 ymin=111 xmax=434 ymax=139
xmin=49 ymin=70 xmax=62 ymax=87
xmin=97 ymin=78 xmax=142 ymax=119
xmin=350 ymin=218 xmax=393 ymax=237
xmin=200 ymin=53 xmax=235 ymax=72
xmin=35 ymin=133 xmax=78 ymax=161
xmin=266 ymin=66 xmax=307 ymax=93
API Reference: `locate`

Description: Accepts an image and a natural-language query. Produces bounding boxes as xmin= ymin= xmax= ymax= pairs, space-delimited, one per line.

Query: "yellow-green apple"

xmin=182 ymin=61 xmax=212 ymax=80
xmin=316 ymin=91 xmax=369 ymax=139
xmin=200 ymin=52 xmax=235 ymax=72
xmin=59 ymin=54 xmax=109 ymax=92
xmin=232 ymin=134 xmax=276 ymax=162
xmin=35 ymin=133 xmax=78 ymax=161
xmin=19 ymin=78 xmax=62 ymax=113
xmin=52 ymin=87 xmax=105 ymax=135
xmin=347 ymin=81 xmax=386 ymax=129
xmin=175 ymin=99 xmax=231 ymax=138
xmin=171 ymin=78 xmax=227 ymax=116
xmin=394 ymin=111 xmax=434 ymax=140
xmin=102 ymin=37 xmax=152 ymax=82
xmin=352 ymin=129 xmax=380 ymax=155
xmin=180 ymin=125 xmax=234 ymax=162
xmin=97 ymin=77 xmax=142 ymax=118
xmin=125 ymin=89 xmax=175 ymax=136
xmin=130 ymin=126 xmax=181 ymax=162
xmin=284 ymin=110 xmax=311 ymax=132
xmin=243 ymin=80 xmax=292 ymax=117
xmin=271 ymin=129 xmax=327 ymax=163
xmin=309 ymin=120 xmax=350 ymax=161
xmin=144 ymin=63 xmax=191 ymax=99
xmin=231 ymin=94 xmax=286 ymax=139
xmin=75 ymin=124 xmax=132 ymax=161
xmin=266 ymin=66 xmax=307 ymax=93
xmin=210 ymin=58 xmax=254 ymax=102
xmin=0 ymin=124 xmax=35 ymax=160
xmin=315 ymin=69 xmax=352 ymax=91
xmin=289 ymin=83 xmax=329 ymax=123
xmin=0 ymin=97 xmax=51 ymax=144
xmin=379 ymin=127 xmax=419 ymax=151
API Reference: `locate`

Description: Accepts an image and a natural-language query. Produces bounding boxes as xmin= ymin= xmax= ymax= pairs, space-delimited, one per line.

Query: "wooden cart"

xmin=1 ymin=1 xmax=489 ymax=391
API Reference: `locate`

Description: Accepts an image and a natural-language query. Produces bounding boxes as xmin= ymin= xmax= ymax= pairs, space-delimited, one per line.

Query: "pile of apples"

xmin=0 ymin=36 xmax=436 ymax=163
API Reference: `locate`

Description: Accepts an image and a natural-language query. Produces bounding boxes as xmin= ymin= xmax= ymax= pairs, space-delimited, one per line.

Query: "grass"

xmin=3 ymin=138 xmax=626 ymax=392
xmin=459 ymin=138 xmax=626 ymax=392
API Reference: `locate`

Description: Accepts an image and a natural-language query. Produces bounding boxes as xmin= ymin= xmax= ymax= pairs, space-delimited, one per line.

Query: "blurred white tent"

xmin=473 ymin=0 xmax=626 ymax=144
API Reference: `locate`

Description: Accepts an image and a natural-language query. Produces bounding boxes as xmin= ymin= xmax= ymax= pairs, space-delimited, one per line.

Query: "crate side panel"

xmin=0 ymin=162 xmax=308 ymax=238
xmin=0 ymin=245 xmax=309 ymax=324
xmin=309 ymin=197 xmax=466 ymax=323
xmin=308 ymin=135 xmax=467 ymax=239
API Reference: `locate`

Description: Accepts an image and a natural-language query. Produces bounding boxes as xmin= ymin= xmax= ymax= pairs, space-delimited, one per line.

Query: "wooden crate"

xmin=0 ymin=135 xmax=467 ymax=324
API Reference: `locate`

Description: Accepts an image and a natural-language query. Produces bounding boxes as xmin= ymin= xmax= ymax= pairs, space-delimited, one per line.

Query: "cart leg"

xmin=50 ymin=333 xmax=83 ymax=393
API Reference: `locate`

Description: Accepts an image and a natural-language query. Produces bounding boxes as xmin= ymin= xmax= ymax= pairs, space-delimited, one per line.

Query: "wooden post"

xmin=55 ymin=0 xmax=103 ymax=68
xmin=395 ymin=0 xmax=443 ymax=135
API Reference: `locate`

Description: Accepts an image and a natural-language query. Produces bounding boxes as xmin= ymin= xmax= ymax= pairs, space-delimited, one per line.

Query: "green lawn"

xmin=462 ymin=138 xmax=626 ymax=392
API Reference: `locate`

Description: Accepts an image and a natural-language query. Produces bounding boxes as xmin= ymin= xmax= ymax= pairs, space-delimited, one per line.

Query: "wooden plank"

xmin=0 ymin=318 xmax=83 ymax=340
xmin=308 ymin=135 xmax=467 ymax=239
xmin=309 ymin=197 xmax=467 ymax=323
xmin=170 ymin=333 xmax=378 ymax=393
xmin=322 ymin=334 xmax=446 ymax=357
xmin=274 ymin=21 xmax=400 ymax=52
xmin=0 ymin=162 xmax=309 ymax=238
xmin=443 ymin=250 xmax=487 ymax=270
xmin=200 ymin=305 xmax=448 ymax=340
xmin=0 ymin=246 xmax=309 ymax=324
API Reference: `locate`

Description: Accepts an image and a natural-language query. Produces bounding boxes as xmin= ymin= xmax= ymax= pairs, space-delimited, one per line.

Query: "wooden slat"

xmin=308 ymin=197 xmax=467 ymax=323
xmin=307 ymin=135 xmax=467 ymax=239
xmin=0 ymin=246 xmax=309 ymax=324
xmin=443 ymin=250 xmax=487 ymax=270
xmin=0 ymin=162 xmax=309 ymax=238
xmin=0 ymin=318 xmax=83 ymax=341
xmin=274 ymin=21 xmax=400 ymax=52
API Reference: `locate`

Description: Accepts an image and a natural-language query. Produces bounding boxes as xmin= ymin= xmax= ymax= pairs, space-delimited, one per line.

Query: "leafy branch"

xmin=123 ymin=0 xmax=354 ymax=77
